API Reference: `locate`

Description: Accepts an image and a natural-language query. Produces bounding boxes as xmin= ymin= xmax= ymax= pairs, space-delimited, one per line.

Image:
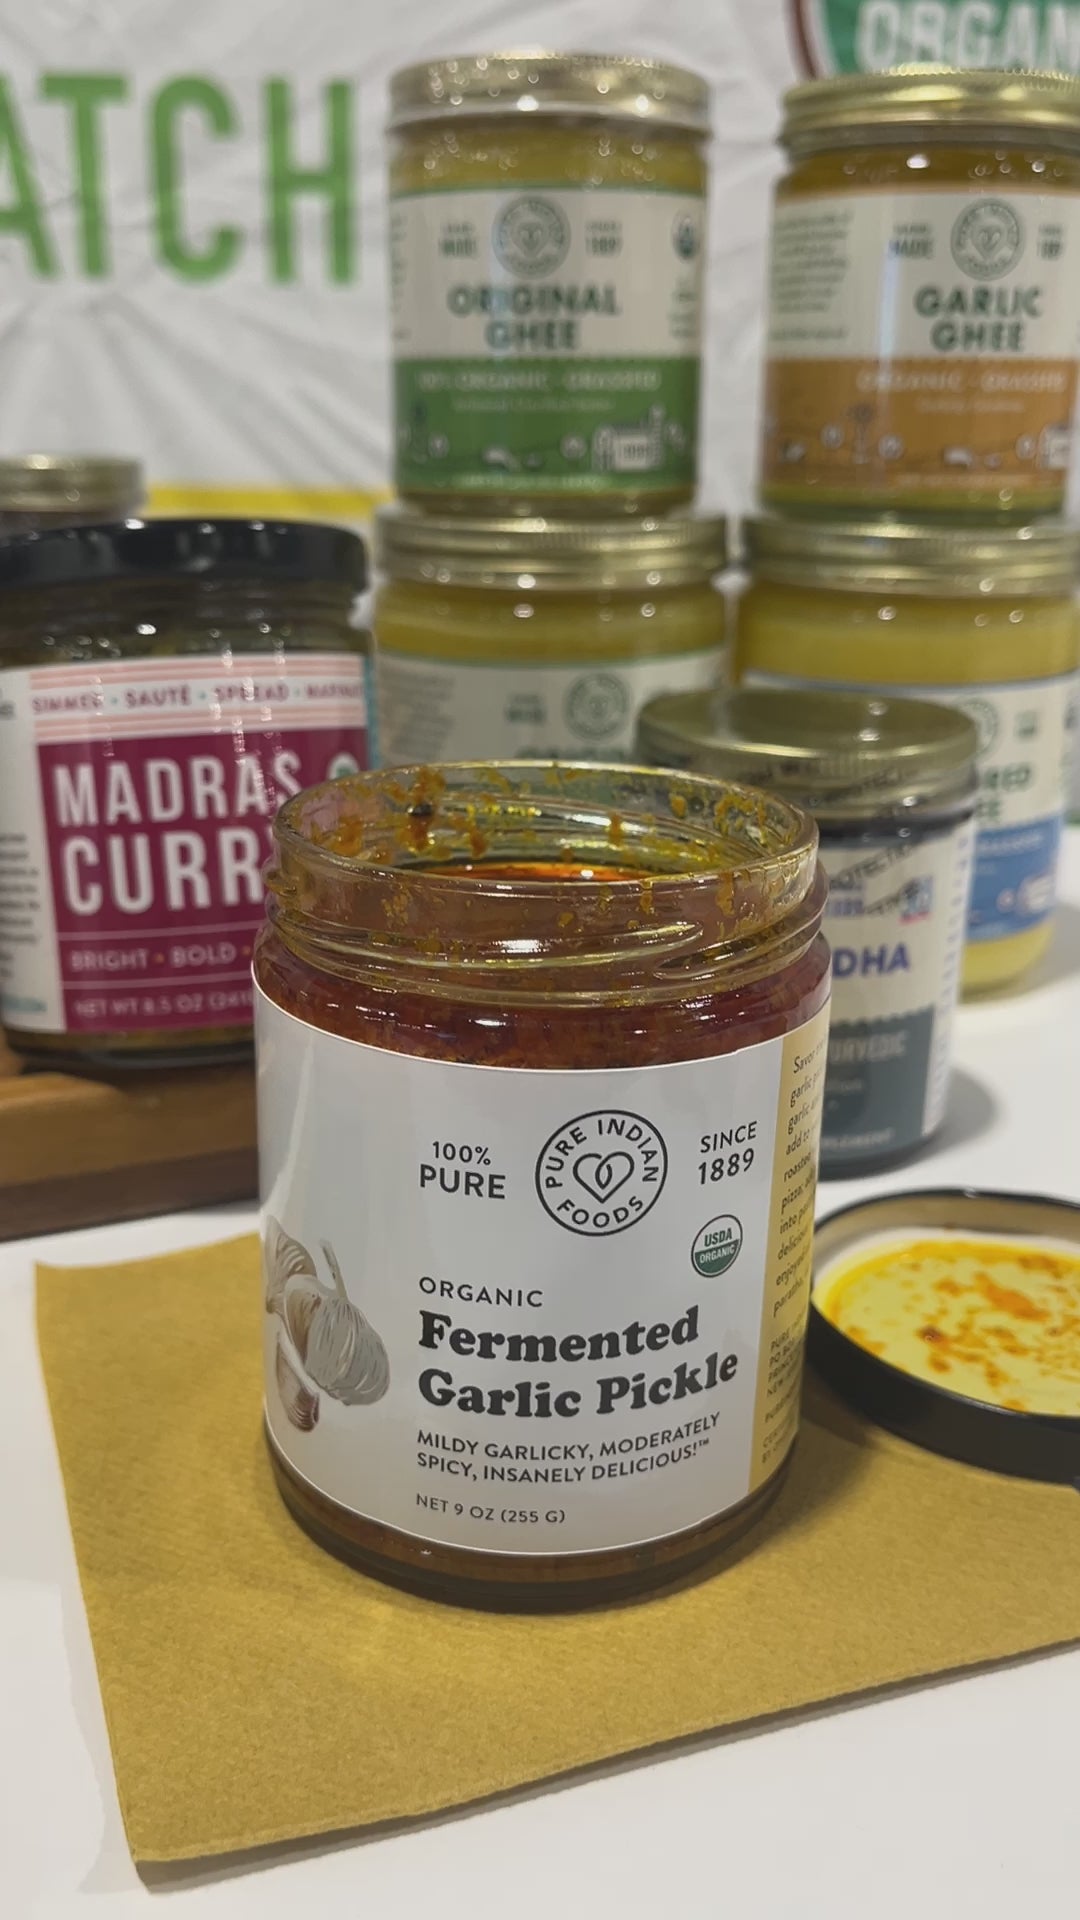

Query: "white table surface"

xmin=3 ymin=835 xmax=1078 ymax=1920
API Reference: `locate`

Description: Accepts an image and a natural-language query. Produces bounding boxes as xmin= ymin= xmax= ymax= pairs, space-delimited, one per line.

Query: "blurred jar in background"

xmin=735 ymin=516 xmax=1080 ymax=995
xmin=0 ymin=518 xmax=370 ymax=1070
xmin=0 ymin=455 xmax=144 ymax=533
xmin=374 ymin=508 xmax=728 ymax=764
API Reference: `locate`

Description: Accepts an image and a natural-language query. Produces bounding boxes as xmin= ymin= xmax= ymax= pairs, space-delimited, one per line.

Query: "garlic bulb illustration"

xmin=275 ymin=1337 xmax=320 ymax=1432
xmin=263 ymin=1217 xmax=390 ymax=1429
xmin=263 ymin=1218 xmax=316 ymax=1318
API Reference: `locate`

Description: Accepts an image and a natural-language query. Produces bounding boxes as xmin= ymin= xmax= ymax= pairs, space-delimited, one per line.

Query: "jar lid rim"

xmin=389 ymin=51 xmax=710 ymax=130
xmin=377 ymin=507 xmax=727 ymax=587
xmin=0 ymin=453 xmax=143 ymax=511
xmin=0 ymin=517 xmax=368 ymax=592
xmin=638 ymin=687 xmax=978 ymax=819
xmin=741 ymin=515 xmax=1080 ymax=592
xmin=782 ymin=65 xmax=1080 ymax=146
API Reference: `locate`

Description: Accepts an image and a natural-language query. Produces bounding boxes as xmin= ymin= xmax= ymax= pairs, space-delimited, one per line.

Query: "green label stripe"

xmin=394 ymin=356 xmax=699 ymax=494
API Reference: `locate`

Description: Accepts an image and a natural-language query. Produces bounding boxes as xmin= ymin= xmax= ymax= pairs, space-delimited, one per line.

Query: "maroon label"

xmin=24 ymin=657 xmax=368 ymax=1034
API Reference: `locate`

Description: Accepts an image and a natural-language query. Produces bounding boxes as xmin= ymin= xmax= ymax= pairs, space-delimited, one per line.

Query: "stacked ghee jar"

xmin=739 ymin=68 xmax=1080 ymax=998
xmin=375 ymin=52 xmax=729 ymax=761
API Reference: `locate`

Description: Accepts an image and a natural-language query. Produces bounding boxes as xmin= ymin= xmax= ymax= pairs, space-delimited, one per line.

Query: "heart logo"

xmin=977 ymin=224 xmax=1005 ymax=258
xmin=573 ymin=1151 xmax=635 ymax=1203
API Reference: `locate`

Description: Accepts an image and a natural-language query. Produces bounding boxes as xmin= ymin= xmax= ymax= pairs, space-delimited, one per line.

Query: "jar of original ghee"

xmin=374 ymin=507 xmax=728 ymax=763
xmin=638 ymin=686 xmax=977 ymax=1175
xmin=0 ymin=454 xmax=144 ymax=532
xmin=735 ymin=516 xmax=1080 ymax=994
xmin=761 ymin=69 xmax=1080 ymax=516
xmin=0 ymin=519 xmax=371 ymax=1069
xmin=388 ymin=52 xmax=709 ymax=514
xmin=254 ymin=761 xmax=830 ymax=1607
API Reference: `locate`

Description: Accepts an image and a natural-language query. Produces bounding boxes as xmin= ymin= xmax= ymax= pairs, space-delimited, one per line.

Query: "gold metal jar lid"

xmin=389 ymin=51 xmax=710 ymax=132
xmin=782 ymin=66 xmax=1080 ymax=151
xmin=638 ymin=685 xmax=977 ymax=820
xmin=0 ymin=454 xmax=144 ymax=515
xmin=741 ymin=515 xmax=1080 ymax=596
xmin=376 ymin=507 xmax=727 ymax=590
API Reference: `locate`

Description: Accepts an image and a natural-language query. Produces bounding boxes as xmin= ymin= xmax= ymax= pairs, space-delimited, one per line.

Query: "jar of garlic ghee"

xmin=736 ymin=516 xmax=1080 ymax=994
xmin=255 ymin=761 xmax=830 ymax=1608
xmin=0 ymin=454 xmax=144 ymax=532
xmin=374 ymin=508 xmax=728 ymax=764
xmin=388 ymin=52 xmax=709 ymax=514
xmin=762 ymin=69 xmax=1080 ymax=516
xmin=0 ymin=519 xmax=371 ymax=1069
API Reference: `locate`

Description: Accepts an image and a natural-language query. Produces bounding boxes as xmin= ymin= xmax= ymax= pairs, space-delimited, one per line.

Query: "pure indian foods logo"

xmin=536 ymin=1111 xmax=669 ymax=1236
xmin=952 ymin=202 xmax=1024 ymax=280
xmin=493 ymin=196 xmax=571 ymax=277
xmin=790 ymin=0 xmax=1080 ymax=74
xmin=565 ymin=671 xmax=631 ymax=741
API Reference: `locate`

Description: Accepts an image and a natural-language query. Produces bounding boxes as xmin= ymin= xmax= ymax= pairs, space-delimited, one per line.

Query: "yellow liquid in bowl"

xmin=815 ymin=1231 xmax=1080 ymax=1418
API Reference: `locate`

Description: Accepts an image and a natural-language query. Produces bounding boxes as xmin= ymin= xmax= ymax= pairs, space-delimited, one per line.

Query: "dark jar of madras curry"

xmin=254 ymin=761 xmax=831 ymax=1609
xmin=0 ymin=519 xmax=370 ymax=1070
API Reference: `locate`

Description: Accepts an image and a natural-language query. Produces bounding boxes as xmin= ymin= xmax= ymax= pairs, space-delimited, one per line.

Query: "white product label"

xmin=257 ymin=991 xmax=829 ymax=1557
xmin=767 ymin=190 xmax=1080 ymax=362
xmin=376 ymin=649 xmax=725 ymax=765
xmin=818 ymin=820 xmax=974 ymax=1164
xmin=391 ymin=188 xmax=705 ymax=360
xmin=762 ymin=188 xmax=1080 ymax=500
xmin=391 ymin=186 xmax=704 ymax=497
xmin=744 ymin=671 xmax=1071 ymax=942
xmin=0 ymin=655 xmax=368 ymax=1037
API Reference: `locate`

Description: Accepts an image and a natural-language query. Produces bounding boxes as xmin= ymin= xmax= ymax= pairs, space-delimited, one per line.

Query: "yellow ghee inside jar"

xmin=762 ymin=69 xmax=1080 ymax=517
xmin=735 ymin=517 xmax=1080 ymax=994
xmin=388 ymin=52 xmax=709 ymax=514
xmin=374 ymin=507 xmax=728 ymax=764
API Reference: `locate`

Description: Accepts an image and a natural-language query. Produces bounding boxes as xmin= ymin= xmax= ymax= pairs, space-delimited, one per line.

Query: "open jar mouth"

xmin=266 ymin=761 xmax=823 ymax=1001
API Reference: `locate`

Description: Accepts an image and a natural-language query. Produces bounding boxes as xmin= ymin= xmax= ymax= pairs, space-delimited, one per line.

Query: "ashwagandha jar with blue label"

xmin=638 ymin=686 xmax=978 ymax=1176
xmin=735 ymin=517 xmax=1080 ymax=995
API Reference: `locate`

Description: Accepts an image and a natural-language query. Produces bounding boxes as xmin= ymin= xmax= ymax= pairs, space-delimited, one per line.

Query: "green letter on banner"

xmin=41 ymin=73 xmax=127 ymax=276
xmin=0 ymin=77 xmax=57 ymax=275
xmin=152 ymin=77 xmax=241 ymax=280
xmin=265 ymin=79 xmax=355 ymax=284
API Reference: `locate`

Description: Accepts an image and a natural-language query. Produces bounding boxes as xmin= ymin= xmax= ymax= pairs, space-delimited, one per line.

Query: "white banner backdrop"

xmin=0 ymin=0 xmax=1076 ymax=521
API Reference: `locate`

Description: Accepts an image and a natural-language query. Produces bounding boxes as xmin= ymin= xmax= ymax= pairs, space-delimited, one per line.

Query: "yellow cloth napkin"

xmin=37 ymin=1235 xmax=1080 ymax=1863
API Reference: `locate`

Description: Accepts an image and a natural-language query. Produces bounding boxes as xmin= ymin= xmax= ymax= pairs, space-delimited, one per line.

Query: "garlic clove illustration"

xmin=263 ymin=1217 xmax=317 ymax=1318
xmin=301 ymin=1288 xmax=391 ymax=1406
xmin=282 ymin=1272 xmax=333 ymax=1361
xmin=268 ymin=1229 xmax=391 ymax=1410
xmin=275 ymin=1336 xmax=320 ymax=1432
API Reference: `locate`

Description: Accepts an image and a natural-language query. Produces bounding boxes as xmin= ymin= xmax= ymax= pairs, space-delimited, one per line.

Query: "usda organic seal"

xmin=691 ymin=1215 xmax=743 ymax=1277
